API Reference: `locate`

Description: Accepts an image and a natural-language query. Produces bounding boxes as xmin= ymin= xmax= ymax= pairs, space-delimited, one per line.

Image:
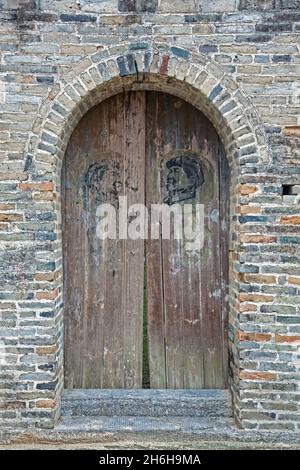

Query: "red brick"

xmin=36 ymin=345 xmax=57 ymax=355
xmin=0 ymin=203 xmax=15 ymax=211
xmin=275 ymin=334 xmax=300 ymax=343
xmin=283 ymin=125 xmax=300 ymax=137
xmin=238 ymin=332 xmax=272 ymax=342
xmin=243 ymin=274 xmax=276 ymax=284
xmin=160 ymin=55 xmax=170 ymax=74
xmin=237 ymin=184 xmax=258 ymax=195
xmin=280 ymin=216 xmax=300 ymax=225
xmin=240 ymin=234 xmax=277 ymax=244
xmin=240 ymin=205 xmax=261 ymax=214
xmin=240 ymin=371 xmax=276 ymax=381
xmin=288 ymin=276 xmax=300 ymax=286
xmin=19 ymin=182 xmax=54 ymax=191
xmin=239 ymin=303 xmax=257 ymax=312
xmin=239 ymin=293 xmax=274 ymax=302
xmin=36 ymin=288 xmax=59 ymax=300
xmin=34 ymin=272 xmax=58 ymax=282
xmin=36 ymin=400 xmax=57 ymax=409
xmin=0 ymin=213 xmax=23 ymax=222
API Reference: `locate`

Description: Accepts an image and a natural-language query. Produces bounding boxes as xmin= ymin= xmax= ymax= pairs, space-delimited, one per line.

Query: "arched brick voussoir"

xmin=27 ymin=41 xmax=270 ymax=181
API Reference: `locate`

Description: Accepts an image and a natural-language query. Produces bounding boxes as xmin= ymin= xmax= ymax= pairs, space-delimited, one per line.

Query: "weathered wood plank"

xmin=219 ymin=147 xmax=230 ymax=387
xmin=145 ymin=93 xmax=167 ymax=388
xmin=122 ymin=91 xmax=145 ymax=388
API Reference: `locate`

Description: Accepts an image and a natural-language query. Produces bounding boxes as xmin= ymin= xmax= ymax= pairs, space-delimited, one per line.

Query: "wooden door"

xmin=146 ymin=92 xmax=229 ymax=389
xmin=63 ymin=91 xmax=229 ymax=389
xmin=63 ymin=92 xmax=145 ymax=388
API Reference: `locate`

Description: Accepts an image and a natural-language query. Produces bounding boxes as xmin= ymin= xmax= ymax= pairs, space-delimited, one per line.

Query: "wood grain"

xmin=63 ymin=91 xmax=229 ymax=390
xmin=63 ymin=92 xmax=145 ymax=388
xmin=145 ymin=92 xmax=229 ymax=388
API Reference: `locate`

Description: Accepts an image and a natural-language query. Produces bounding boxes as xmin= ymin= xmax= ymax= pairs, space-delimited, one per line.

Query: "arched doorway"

xmin=62 ymin=91 xmax=229 ymax=390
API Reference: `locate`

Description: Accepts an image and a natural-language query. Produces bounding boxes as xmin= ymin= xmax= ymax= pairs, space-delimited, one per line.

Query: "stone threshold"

xmin=1 ymin=422 xmax=300 ymax=449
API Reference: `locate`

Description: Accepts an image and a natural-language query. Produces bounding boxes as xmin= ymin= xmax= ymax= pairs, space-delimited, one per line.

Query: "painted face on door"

xmin=82 ymin=161 xmax=122 ymax=210
xmin=84 ymin=163 xmax=107 ymax=208
xmin=164 ymin=155 xmax=205 ymax=205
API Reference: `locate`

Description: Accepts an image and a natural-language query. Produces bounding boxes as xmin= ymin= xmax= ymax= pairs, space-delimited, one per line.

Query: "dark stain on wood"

xmin=163 ymin=154 xmax=205 ymax=205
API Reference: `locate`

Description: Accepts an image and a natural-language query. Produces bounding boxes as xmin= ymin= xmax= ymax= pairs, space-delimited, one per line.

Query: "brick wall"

xmin=0 ymin=0 xmax=300 ymax=432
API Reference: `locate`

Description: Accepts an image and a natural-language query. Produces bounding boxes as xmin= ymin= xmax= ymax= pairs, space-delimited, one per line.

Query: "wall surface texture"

xmin=0 ymin=0 xmax=300 ymax=432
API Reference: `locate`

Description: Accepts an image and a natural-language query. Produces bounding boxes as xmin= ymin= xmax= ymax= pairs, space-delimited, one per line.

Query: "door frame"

xmin=62 ymin=90 xmax=230 ymax=391
xmin=24 ymin=42 xmax=269 ymax=428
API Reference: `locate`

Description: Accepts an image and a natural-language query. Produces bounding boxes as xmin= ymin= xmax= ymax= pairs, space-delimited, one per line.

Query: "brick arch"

xmin=26 ymin=41 xmax=269 ymax=180
xmin=24 ymin=41 xmax=270 ymax=428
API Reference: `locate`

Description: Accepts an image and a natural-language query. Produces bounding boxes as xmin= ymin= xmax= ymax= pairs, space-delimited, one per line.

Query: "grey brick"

xmin=60 ymin=14 xmax=97 ymax=23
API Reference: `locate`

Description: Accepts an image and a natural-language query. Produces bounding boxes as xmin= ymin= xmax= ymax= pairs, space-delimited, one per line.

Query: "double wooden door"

xmin=62 ymin=91 xmax=229 ymax=389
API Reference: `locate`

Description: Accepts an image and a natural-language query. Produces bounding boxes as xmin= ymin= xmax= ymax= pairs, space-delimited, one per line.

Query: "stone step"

xmin=61 ymin=389 xmax=232 ymax=418
xmin=56 ymin=415 xmax=235 ymax=435
xmin=3 ymin=417 xmax=300 ymax=449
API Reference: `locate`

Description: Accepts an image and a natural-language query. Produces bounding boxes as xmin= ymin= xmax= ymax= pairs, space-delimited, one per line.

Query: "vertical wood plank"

xmin=219 ymin=147 xmax=230 ymax=387
xmin=101 ymin=93 xmax=126 ymax=389
xmin=145 ymin=94 xmax=167 ymax=388
xmin=123 ymin=91 xmax=145 ymax=388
